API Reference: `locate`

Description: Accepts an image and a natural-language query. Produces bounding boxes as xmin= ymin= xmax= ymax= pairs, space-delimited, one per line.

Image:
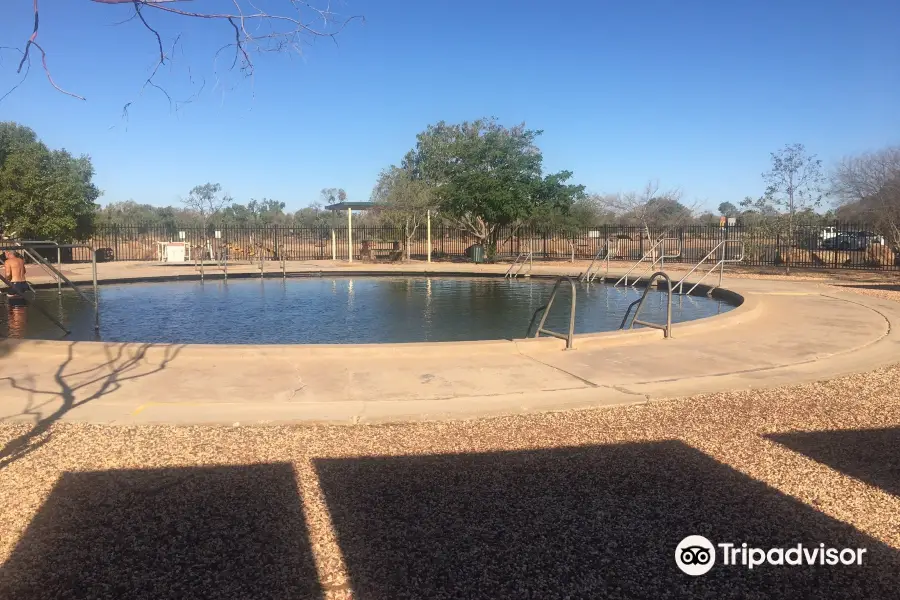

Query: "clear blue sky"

xmin=2 ymin=0 xmax=898 ymax=211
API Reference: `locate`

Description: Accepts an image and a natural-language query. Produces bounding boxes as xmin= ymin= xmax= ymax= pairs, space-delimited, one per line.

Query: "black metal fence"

xmin=81 ymin=223 xmax=899 ymax=270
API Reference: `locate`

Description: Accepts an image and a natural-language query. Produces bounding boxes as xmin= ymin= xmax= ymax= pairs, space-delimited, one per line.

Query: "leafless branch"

xmin=30 ymin=42 xmax=86 ymax=100
xmin=6 ymin=0 xmax=362 ymax=103
xmin=133 ymin=1 xmax=165 ymax=66
xmin=0 ymin=47 xmax=30 ymax=104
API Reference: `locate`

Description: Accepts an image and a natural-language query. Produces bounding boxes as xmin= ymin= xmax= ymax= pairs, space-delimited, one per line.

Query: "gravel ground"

xmin=0 ymin=285 xmax=898 ymax=599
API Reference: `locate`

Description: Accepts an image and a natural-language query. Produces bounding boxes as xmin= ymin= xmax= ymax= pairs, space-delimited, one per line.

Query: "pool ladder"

xmin=613 ymin=237 xmax=681 ymax=287
xmin=619 ymin=272 xmax=674 ymax=338
xmin=505 ymin=251 xmax=533 ymax=278
xmin=0 ymin=241 xmax=100 ymax=335
xmin=672 ymin=240 xmax=744 ymax=295
xmin=526 ymin=276 xmax=577 ymax=349
xmin=580 ymin=239 xmax=614 ymax=283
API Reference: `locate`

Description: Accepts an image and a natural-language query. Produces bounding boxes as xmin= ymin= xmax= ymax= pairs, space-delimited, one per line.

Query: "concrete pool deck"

xmin=1 ymin=261 xmax=899 ymax=425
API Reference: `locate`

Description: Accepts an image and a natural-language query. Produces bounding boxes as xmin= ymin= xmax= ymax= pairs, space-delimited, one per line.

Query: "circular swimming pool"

xmin=1 ymin=276 xmax=735 ymax=344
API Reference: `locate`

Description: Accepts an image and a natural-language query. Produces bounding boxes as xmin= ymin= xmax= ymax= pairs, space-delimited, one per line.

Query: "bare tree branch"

xmin=0 ymin=47 xmax=30 ymax=103
xmin=133 ymin=1 xmax=165 ymax=66
xmin=4 ymin=0 xmax=363 ymax=103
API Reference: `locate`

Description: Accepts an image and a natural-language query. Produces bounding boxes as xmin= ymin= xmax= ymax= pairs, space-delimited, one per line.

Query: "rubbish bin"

xmin=471 ymin=244 xmax=485 ymax=264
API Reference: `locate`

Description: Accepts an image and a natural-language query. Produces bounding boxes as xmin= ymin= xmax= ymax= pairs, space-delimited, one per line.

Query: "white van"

xmin=820 ymin=226 xmax=838 ymax=240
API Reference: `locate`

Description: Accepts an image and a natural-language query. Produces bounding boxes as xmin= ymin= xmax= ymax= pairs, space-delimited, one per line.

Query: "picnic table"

xmin=360 ymin=240 xmax=402 ymax=262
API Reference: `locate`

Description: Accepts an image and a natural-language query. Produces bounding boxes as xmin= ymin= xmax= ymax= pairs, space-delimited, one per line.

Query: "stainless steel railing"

xmin=613 ymin=237 xmax=681 ymax=287
xmin=672 ymin=240 xmax=744 ymax=295
xmin=526 ymin=276 xmax=577 ymax=350
xmin=1 ymin=242 xmax=99 ymax=332
xmin=580 ymin=239 xmax=614 ymax=283
xmin=619 ymin=272 xmax=673 ymax=338
xmin=505 ymin=251 xmax=533 ymax=278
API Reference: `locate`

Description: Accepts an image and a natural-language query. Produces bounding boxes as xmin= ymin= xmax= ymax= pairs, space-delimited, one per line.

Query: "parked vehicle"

xmin=856 ymin=231 xmax=886 ymax=245
xmin=820 ymin=226 xmax=839 ymax=241
xmin=821 ymin=232 xmax=883 ymax=251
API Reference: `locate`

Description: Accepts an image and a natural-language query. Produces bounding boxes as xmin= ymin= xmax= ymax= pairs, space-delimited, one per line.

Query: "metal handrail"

xmin=619 ymin=271 xmax=673 ymax=338
xmin=505 ymin=251 xmax=533 ymax=278
xmin=0 ymin=271 xmax=70 ymax=334
xmin=613 ymin=237 xmax=681 ymax=287
xmin=11 ymin=240 xmax=64 ymax=295
xmin=581 ymin=239 xmax=613 ymax=283
xmin=674 ymin=240 xmax=745 ymax=295
xmin=0 ymin=243 xmax=99 ymax=331
xmin=526 ymin=276 xmax=577 ymax=350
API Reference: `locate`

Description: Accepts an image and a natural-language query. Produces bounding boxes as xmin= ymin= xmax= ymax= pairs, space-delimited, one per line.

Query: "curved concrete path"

xmin=1 ymin=263 xmax=898 ymax=424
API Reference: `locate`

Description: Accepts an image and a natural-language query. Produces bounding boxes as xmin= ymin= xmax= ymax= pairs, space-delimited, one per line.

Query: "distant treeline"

xmin=94 ymin=198 xmax=844 ymax=230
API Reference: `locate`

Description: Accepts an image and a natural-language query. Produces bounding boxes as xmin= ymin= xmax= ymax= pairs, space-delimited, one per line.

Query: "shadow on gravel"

xmin=768 ymin=427 xmax=900 ymax=497
xmin=316 ymin=441 xmax=899 ymax=600
xmin=0 ymin=463 xmax=322 ymax=600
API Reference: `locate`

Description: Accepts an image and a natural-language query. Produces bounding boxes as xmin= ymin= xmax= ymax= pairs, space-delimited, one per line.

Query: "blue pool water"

xmin=0 ymin=276 xmax=734 ymax=344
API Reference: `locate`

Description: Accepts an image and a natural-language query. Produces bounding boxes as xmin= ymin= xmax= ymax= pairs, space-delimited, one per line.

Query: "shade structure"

xmin=324 ymin=202 xmax=375 ymax=263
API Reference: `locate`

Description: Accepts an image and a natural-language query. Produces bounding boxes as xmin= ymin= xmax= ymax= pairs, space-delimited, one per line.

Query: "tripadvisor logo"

xmin=675 ymin=536 xmax=867 ymax=576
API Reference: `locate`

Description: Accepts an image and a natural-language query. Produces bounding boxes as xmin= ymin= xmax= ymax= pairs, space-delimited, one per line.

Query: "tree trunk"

xmin=405 ymin=218 xmax=410 ymax=261
xmin=786 ymin=209 xmax=793 ymax=275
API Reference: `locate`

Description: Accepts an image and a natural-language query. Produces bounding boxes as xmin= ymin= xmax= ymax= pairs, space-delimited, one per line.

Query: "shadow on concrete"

xmin=767 ymin=427 xmax=900 ymax=497
xmin=0 ymin=463 xmax=322 ymax=600
xmin=315 ymin=441 xmax=899 ymax=599
xmin=836 ymin=283 xmax=900 ymax=293
xmin=0 ymin=342 xmax=183 ymax=470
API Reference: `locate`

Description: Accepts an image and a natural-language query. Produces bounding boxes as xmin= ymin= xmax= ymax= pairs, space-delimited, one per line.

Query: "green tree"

xmin=403 ymin=118 xmax=584 ymax=253
xmin=718 ymin=202 xmax=739 ymax=217
xmin=372 ymin=166 xmax=435 ymax=260
xmin=222 ymin=198 xmax=287 ymax=225
xmin=292 ymin=203 xmax=330 ymax=228
xmin=182 ymin=183 xmax=231 ymax=258
xmin=320 ymin=188 xmax=347 ymax=206
xmin=0 ymin=122 xmax=100 ymax=241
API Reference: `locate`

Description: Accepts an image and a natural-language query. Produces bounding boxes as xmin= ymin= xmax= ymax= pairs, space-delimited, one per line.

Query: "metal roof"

xmin=324 ymin=201 xmax=376 ymax=211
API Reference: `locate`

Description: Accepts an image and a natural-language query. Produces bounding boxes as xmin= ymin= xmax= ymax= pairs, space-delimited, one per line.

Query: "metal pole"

xmin=19 ymin=248 xmax=92 ymax=306
xmin=427 ymin=210 xmax=432 ymax=263
xmin=92 ymin=250 xmax=99 ymax=331
xmin=282 ymin=245 xmax=286 ymax=280
xmin=347 ymin=207 xmax=353 ymax=263
xmin=56 ymin=247 xmax=62 ymax=295
xmin=719 ymin=227 xmax=726 ymax=288
xmin=331 ymin=229 xmax=336 ymax=261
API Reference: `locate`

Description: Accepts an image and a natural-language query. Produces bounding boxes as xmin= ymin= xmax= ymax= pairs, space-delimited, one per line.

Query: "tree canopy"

xmin=0 ymin=121 xmax=100 ymax=241
xmin=402 ymin=118 xmax=585 ymax=247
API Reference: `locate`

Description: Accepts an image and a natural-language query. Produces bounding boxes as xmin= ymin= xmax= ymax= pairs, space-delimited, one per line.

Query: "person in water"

xmin=2 ymin=251 xmax=28 ymax=306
